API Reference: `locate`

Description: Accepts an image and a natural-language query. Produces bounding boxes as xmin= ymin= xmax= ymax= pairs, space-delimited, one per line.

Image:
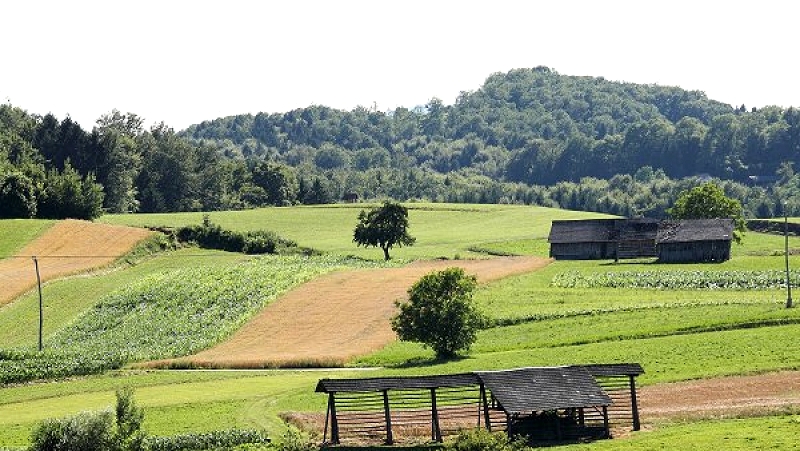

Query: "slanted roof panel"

xmin=315 ymin=373 xmax=480 ymax=393
xmin=657 ymin=219 xmax=735 ymax=243
xmin=548 ymin=220 xmax=616 ymax=243
xmin=475 ymin=367 xmax=611 ymax=414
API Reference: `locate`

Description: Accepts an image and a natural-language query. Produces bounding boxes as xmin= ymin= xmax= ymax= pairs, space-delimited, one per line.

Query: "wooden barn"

xmin=656 ymin=218 xmax=735 ymax=263
xmin=549 ymin=218 xmax=735 ymax=263
xmin=316 ymin=363 xmax=643 ymax=446
xmin=548 ymin=219 xmax=658 ymax=261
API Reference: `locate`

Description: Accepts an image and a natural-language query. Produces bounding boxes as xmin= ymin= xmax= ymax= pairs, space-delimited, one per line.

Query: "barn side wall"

xmin=550 ymin=242 xmax=614 ymax=260
xmin=657 ymin=240 xmax=732 ymax=263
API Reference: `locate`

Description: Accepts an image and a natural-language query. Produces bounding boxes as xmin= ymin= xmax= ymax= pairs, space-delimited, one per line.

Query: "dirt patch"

xmin=0 ymin=219 xmax=152 ymax=306
xmin=639 ymin=371 xmax=800 ymax=421
xmin=159 ymin=256 xmax=551 ymax=368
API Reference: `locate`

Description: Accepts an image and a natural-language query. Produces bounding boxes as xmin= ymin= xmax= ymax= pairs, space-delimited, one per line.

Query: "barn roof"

xmin=316 ymin=364 xmax=643 ymax=415
xmin=548 ymin=219 xmax=616 ymax=243
xmin=548 ymin=219 xmax=658 ymax=244
xmin=657 ymin=219 xmax=735 ymax=243
xmin=315 ymin=373 xmax=479 ymax=393
xmin=475 ymin=367 xmax=612 ymax=414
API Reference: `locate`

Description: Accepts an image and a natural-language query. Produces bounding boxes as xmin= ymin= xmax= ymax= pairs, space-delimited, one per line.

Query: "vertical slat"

xmin=431 ymin=388 xmax=442 ymax=442
xmin=330 ymin=392 xmax=340 ymax=444
xmin=629 ymin=375 xmax=641 ymax=431
xmin=480 ymin=384 xmax=492 ymax=432
xmin=383 ymin=390 xmax=393 ymax=445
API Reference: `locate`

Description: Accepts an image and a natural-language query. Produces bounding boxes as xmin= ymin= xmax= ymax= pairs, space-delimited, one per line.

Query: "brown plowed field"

xmin=0 ymin=219 xmax=152 ymax=306
xmin=160 ymin=256 xmax=551 ymax=368
xmin=640 ymin=370 xmax=800 ymax=421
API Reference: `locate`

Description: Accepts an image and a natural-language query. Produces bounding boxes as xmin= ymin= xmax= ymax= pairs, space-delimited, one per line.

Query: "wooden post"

xmin=383 ymin=390 xmax=393 ymax=445
xmin=602 ymin=405 xmax=610 ymax=438
xmin=578 ymin=407 xmax=585 ymax=427
xmin=479 ymin=384 xmax=492 ymax=431
xmin=430 ymin=388 xmax=442 ymax=443
xmin=33 ymin=256 xmax=43 ymax=352
xmin=629 ymin=375 xmax=641 ymax=431
xmin=329 ymin=392 xmax=340 ymax=444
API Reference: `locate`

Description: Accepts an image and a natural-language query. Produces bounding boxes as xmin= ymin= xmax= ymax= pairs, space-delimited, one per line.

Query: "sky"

xmin=2 ymin=1 xmax=798 ymax=131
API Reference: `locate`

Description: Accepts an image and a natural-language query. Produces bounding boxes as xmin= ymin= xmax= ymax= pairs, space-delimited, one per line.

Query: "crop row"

xmin=0 ymin=255 xmax=381 ymax=384
xmin=551 ymin=269 xmax=800 ymax=290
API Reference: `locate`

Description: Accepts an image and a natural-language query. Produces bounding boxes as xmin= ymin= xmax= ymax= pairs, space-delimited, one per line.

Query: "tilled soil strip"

xmin=0 ymin=220 xmax=152 ymax=306
xmin=165 ymin=256 xmax=551 ymax=368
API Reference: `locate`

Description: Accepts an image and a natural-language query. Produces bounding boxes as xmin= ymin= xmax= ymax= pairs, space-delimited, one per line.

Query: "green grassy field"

xmin=2 ymin=206 xmax=800 ymax=449
xmin=0 ymin=219 xmax=54 ymax=257
xmin=98 ymin=203 xmax=609 ymax=260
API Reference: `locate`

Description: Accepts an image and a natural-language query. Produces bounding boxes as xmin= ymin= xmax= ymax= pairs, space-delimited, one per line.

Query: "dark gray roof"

xmin=548 ymin=219 xmax=616 ymax=243
xmin=657 ymin=219 xmax=735 ymax=243
xmin=548 ymin=219 xmax=658 ymax=244
xmin=315 ymin=373 xmax=479 ymax=393
xmin=316 ymin=364 xmax=643 ymax=394
xmin=476 ymin=367 xmax=612 ymax=414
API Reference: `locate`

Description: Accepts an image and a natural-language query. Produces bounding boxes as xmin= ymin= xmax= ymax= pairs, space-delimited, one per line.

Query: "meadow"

xmin=1 ymin=204 xmax=799 ymax=449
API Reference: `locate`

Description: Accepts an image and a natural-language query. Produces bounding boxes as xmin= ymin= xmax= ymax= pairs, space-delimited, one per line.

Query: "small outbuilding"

xmin=316 ymin=363 xmax=644 ymax=445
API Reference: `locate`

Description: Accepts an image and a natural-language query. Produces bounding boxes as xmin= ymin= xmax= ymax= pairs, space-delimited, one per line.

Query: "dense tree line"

xmin=184 ymin=67 xmax=800 ymax=185
xmin=2 ymin=67 xmax=800 ymax=220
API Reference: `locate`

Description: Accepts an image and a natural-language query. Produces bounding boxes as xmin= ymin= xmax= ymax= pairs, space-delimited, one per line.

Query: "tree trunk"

xmin=382 ymin=246 xmax=391 ymax=260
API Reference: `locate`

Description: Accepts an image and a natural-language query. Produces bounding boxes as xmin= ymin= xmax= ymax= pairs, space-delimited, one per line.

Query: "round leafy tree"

xmin=668 ymin=182 xmax=746 ymax=242
xmin=353 ymin=201 xmax=415 ymax=260
xmin=392 ymin=267 xmax=485 ymax=359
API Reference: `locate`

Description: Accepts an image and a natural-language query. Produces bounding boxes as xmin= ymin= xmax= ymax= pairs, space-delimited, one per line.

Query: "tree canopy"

xmin=392 ymin=267 xmax=484 ymax=359
xmin=668 ymin=182 xmax=747 ymax=242
xmin=353 ymin=201 xmax=415 ymax=260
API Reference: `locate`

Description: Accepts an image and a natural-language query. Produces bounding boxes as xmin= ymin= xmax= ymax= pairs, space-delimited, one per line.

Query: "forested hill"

xmin=3 ymin=67 xmax=800 ymax=221
xmin=183 ymin=66 xmax=798 ymax=184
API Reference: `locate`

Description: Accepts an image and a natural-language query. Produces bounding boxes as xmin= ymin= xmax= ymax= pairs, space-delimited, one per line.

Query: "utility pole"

xmin=785 ymin=209 xmax=793 ymax=308
xmin=33 ymin=256 xmax=44 ymax=350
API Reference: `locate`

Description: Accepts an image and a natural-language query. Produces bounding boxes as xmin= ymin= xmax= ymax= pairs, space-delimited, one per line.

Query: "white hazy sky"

xmin=2 ymin=1 xmax=798 ymax=131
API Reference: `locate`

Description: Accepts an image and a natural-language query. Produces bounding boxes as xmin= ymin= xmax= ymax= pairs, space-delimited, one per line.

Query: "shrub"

xmin=445 ymin=429 xmax=529 ymax=451
xmin=29 ymin=410 xmax=114 ymax=451
xmin=174 ymin=219 xmax=296 ymax=254
xmin=145 ymin=429 xmax=271 ymax=451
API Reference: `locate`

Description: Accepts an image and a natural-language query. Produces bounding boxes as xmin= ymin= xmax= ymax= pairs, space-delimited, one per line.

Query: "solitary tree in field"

xmin=353 ymin=201 xmax=415 ymax=260
xmin=392 ymin=267 xmax=484 ymax=359
xmin=668 ymin=182 xmax=746 ymax=242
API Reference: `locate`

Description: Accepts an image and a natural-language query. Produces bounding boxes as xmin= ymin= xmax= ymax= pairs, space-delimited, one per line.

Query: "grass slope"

xmin=0 ymin=220 xmax=55 ymax=257
xmin=99 ymin=203 xmax=609 ymax=259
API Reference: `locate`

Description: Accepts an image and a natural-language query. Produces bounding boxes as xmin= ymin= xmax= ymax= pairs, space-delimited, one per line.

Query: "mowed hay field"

xmin=0 ymin=219 xmax=152 ymax=306
xmin=2 ymin=205 xmax=800 ymax=449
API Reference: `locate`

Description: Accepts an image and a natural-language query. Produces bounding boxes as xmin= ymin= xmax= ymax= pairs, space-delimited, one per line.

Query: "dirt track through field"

xmin=166 ymin=256 xmax=552 ymax=368
xmin=0 ymin=220 xmax=152 ymax=306
xmin=639 ymin=371 xmax=800 ymax=421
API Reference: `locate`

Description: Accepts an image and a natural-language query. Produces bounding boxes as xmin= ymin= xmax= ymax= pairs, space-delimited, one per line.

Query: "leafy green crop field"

xmin=2 ymin=206 xmax=800 ymax=448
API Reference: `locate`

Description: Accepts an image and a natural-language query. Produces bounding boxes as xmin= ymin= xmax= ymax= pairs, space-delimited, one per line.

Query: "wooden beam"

xmin=629 ymin=375 xmax=641 ymax=431
xmin=479 ymin=383 xmax=492 ymax=431
xmin=430 ymin=388 xmax=442 ymax=442
xmin=602 ymin=405 xmax=610 ymax=438
xmin=383 ymin=390 xmax=393 ymax=445
xmin=329 ymin=392 xmax=340 ymax=444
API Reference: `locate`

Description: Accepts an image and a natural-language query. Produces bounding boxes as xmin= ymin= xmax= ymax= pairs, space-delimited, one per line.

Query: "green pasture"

xmin=98 ymin=203 xmax=608 ymax=259
xmin=0 ymin=219 xmax=54 ymax=257
xmin=561 ymin=414 xmax=800 ymax=450
xmin=3 ymin=207 xmax=800 ymax=448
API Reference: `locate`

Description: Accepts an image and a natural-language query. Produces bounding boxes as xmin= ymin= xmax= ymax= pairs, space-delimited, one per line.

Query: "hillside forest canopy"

xmin=2 ymin=67 xmax=800 ymax=220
